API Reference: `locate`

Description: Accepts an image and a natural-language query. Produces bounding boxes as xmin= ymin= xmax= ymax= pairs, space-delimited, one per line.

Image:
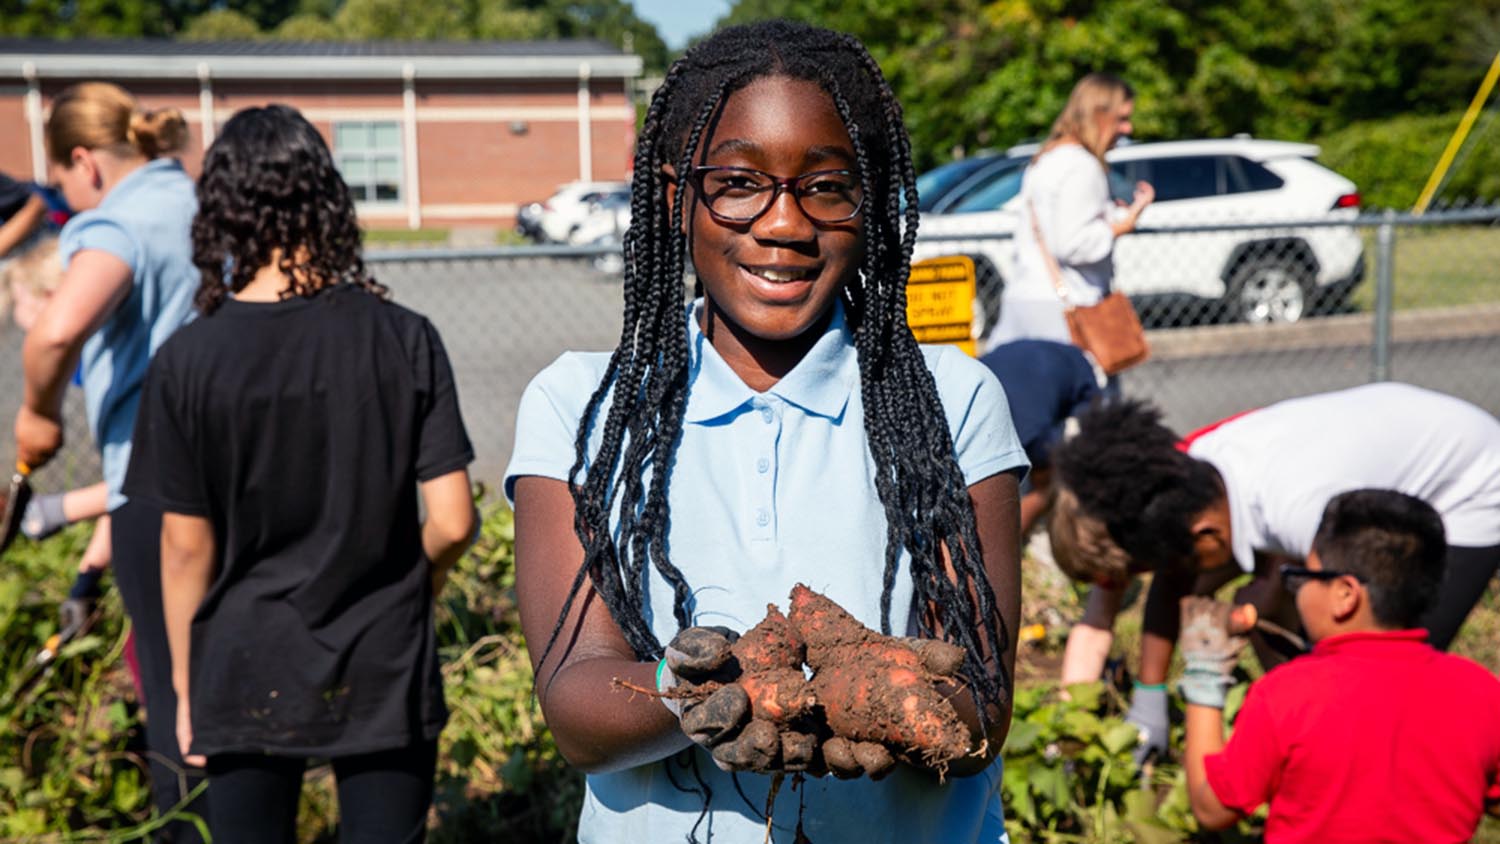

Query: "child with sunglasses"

xmin=1178 ymin=489 xmax=1500 ymax=840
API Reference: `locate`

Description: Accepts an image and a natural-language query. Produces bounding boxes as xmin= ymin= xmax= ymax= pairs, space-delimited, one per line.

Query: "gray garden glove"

xmin=1177 ymin=597 xmax=1249 ymax=709
xmin=1124 ymin=682 xmax=1170 ymax=766
xmin=662 ymin=626 xmax=783 ymax=773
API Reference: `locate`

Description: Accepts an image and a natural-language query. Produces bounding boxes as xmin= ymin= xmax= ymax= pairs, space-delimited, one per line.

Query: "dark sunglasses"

xmin=690 ymin=166 xmax=864 ymax=224
xmin=1279 ymin=563 xmax=1367 ymax=593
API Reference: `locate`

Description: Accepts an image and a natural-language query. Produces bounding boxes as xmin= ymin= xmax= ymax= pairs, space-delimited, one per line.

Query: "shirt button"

xmin=756 ymin=457 xmax=770 ymax=473
xmin=760 ymin=407 xmax=774 ymax=423
xmin=755 ymin=508 xmax=770 ymax=527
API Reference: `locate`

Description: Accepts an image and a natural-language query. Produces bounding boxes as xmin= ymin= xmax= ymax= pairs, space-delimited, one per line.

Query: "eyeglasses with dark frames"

xmin=1279 ymin=564 xmax=1367 ymax=593
xmin=691 ymin=166 xmax=864 ymax=224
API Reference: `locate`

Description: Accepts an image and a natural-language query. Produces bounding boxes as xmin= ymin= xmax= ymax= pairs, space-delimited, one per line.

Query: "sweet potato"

xmin=738 ymin=666 xmax=816 ymax=723
xmin=787 ymin=584 xmax=974 ymax=768
xmin=732 ymin=605 xmax=806 ymax=672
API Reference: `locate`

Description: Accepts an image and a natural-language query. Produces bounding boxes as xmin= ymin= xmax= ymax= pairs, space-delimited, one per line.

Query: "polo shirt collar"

xmin=683 ymin=298 xmax=858 ymax=424
xmin=1311 ymin=628 xmax=1429 ymax=656
xmin=100 ymin=158 xmax=182 ymax=211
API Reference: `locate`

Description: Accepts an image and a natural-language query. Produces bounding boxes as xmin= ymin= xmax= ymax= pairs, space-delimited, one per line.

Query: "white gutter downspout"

xmin=197 ymin=63 xmax=215 ymax=150
xmin=23 ymin=62 xmax=45 ymax=183
xmin=577 ymin=62 xmax=593 ymax=182
xmin=402 ymin=62 xmax=422 ymax=230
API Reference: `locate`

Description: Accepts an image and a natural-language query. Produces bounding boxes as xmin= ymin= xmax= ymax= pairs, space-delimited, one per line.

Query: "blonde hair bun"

xmin=127 ymin=107 xmax=189 ymax=158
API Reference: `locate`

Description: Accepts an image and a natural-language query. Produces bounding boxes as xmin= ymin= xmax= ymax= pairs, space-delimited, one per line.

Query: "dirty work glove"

xmin=21 ymin=493 xmax=69 ymax=541
xmin=1125 ymin=682 xmax=1170 ymax=766
xmin=662 ymin=626 xmax=781 ymax=772
xmin=1177 ymin=597 xmax=1249 ymax=709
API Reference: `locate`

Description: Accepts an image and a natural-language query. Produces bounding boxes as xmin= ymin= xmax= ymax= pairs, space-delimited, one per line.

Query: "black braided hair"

xmin=1051 ymin=397 xmax=1223 ymax=573
xmin=192 ymin=104 xmax=385 ymax=315
xmin=543 ymin=19 xmax=1013 ymax=723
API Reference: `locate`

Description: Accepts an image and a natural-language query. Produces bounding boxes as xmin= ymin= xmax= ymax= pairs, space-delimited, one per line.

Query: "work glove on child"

xmin=1124 ymin=683 xmax=1170 ymax=766
xmin=1177 ymin=597 xmax=1249 ymax=709
xmin=661 ymin=626 xmax=784 ymax=773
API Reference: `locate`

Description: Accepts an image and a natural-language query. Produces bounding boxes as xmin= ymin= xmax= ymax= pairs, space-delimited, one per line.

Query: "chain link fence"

xmin=4 ymin=206 xmax=1498 ymax=494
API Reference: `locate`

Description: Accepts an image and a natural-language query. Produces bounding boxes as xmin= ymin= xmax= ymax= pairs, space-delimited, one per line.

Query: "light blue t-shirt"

xmin=506 ymin=300 xmax=1029 ymax=844
xmin=60 ymin=158 xmax=198 ymax=510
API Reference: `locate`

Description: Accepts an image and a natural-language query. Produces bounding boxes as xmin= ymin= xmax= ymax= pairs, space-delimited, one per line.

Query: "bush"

xmin=1316 ymin=110 xmax=1500 ymax=210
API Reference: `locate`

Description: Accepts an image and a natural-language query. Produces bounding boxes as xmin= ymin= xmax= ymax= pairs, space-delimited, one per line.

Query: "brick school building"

xmin=0 ymin=38 xmax=642 ymax=228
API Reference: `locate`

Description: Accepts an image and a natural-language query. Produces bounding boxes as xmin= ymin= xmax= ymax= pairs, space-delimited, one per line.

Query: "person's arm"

xmin=79 ymin=513 xmax=110 ymax=574
xmin=1060 ymin=583 xmax=1125 ymax=685
xmin=1107 ymin=181 xmax=1155 ymax=238
xmin=1018 ymin=466 xmax=1051 ymax=536
xmin=16 ymin=250 xmax=132 ymax=467
xmin=64 ymin=482 xmax=110 ymax=522
xmin=1185 ymin=703 xmax=1240 ymax=829
xmin=1046 ymin=166 xmax=1117 ymax=267
xmin=1139 ymin=568 xmax=1195 ymax=685
xmin=932 ymin=470 xmax=1023 ymax=777
xmin=161 ymin=511 xmax=214 ymax=767
xmin=0 ymin=193 xmax=45 ymax=258
xmin=420 ymin=469 xmax=476 ymax=594
xmin=512 ymin=474 xmax=692 ymax=773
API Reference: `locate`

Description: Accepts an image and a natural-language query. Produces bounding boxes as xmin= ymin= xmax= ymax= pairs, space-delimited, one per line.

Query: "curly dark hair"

xmin=191 ymin=104 xmax=385 ymax=314
xmin=1051 ymin=397 xmax=1222 ymax=573
xmin=542 ymin=19 xmax=1013 ymax=729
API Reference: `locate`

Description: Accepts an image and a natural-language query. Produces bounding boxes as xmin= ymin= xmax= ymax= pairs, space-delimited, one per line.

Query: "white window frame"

xmin=333 ymin=120 xmax=404 ymax=209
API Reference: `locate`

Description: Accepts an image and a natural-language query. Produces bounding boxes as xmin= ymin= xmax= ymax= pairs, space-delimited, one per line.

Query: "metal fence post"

xmin=1372 ymin=210 xmax=1396 ymax=382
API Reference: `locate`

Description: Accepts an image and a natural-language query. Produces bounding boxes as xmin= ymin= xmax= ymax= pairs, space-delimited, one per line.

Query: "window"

xmin=1136 ymin=156 xmax=1222 ymax=202
xmin=334 ymin=122 xmax=402 ymax=204
xmin=1225 ymin=156 xmax=1285 ymax=193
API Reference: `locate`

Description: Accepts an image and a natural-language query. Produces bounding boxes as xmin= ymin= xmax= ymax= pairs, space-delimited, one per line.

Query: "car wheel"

xmin=969 ymin=254 xmax=1005 ymax=341
xmin=1227 ymin=259 xmax=1313 ymax=325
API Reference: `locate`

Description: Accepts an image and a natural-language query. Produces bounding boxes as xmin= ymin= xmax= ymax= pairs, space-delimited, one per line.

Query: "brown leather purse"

xmin=1029 ymin=200 xmax=1150 ymax=375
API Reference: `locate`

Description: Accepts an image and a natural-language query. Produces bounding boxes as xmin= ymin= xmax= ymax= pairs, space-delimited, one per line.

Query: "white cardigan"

xmin=990 ymin=143 xmax=1118 ymax=348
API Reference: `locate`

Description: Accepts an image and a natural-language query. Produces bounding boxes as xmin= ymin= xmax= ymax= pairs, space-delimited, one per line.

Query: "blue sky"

xmin=633 ymin=0 xmax=732 ymax=49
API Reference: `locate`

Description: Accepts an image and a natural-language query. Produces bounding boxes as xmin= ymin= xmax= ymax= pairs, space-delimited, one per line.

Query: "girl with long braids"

xmin=507 ymin=21 xmax=1027 ymax=842
xmin=125 ymin=105 xmax=476 ymax=842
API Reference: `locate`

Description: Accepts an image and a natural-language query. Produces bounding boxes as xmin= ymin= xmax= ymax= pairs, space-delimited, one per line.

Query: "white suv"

xmin=912 ymin=138 xmax=1366 ymax=333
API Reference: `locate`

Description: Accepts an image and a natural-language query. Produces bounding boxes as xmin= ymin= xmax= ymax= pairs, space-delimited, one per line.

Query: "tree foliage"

xmin=1 ymin=0 xmax=669 ymax=71
xmin=718 ymin=0 xmax=1500 ymax=169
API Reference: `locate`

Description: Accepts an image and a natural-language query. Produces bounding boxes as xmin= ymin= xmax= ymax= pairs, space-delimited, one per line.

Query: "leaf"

xmin=1002 ymin=719 xmax=1043 ymax=753
xmin=1062 ymin=680 xmax=1104 ymax=710
xmin=1101 ymin=721 xmax=1140 ymax=756
xmin=1061 ymin=708 xmax=1101 ymax=742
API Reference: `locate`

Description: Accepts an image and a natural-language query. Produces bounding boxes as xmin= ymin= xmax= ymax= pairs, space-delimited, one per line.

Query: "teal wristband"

xmin=1134 ymin=682 xmax=1168 ymax=692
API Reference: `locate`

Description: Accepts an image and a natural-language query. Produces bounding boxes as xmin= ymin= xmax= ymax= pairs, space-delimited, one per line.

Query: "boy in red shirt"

xmin=1181 ymin=489 xmax=1500 ymax=842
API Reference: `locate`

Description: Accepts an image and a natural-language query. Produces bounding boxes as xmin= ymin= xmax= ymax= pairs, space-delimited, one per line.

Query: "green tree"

xmin=181 ymin=8 xmax=264 ymax=40
xmin=272 ymin=12 xmax=343 ymax=39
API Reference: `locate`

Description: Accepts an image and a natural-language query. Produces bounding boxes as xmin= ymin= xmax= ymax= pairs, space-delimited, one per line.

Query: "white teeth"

xmin=752 ymin=268 xmax=813 ymax=282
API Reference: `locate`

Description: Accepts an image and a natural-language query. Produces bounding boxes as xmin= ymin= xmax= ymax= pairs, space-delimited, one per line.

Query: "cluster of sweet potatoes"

xmin=649 ymin=584 xmax=975 ymax=779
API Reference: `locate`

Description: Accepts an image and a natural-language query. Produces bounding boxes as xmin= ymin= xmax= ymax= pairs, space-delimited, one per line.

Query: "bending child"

xmin=124 ymin=105 xmax=475 ymax=843
xmin=1181 ymin=489 xmax=1500 ymax=839
xmin=506 ymin=21 xmax=1029 ymax=843
xmin=1047 ymin=385 xmax=1500 ymax=764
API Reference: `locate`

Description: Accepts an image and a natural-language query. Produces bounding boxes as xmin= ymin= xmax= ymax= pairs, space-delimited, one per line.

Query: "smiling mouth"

xmin=744 ymin=265 xmax=819 ymax=283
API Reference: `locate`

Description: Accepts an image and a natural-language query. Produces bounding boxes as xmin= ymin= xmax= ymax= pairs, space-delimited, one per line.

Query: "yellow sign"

xmin=907 ymin=255 xmax=977 ymax=356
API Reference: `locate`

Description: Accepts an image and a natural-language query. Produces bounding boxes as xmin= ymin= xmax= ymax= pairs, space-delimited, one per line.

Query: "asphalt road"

xmin=3 ymin=254 xmax=1496 ymax=492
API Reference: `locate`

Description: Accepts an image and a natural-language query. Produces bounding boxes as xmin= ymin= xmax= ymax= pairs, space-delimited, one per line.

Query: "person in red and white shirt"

xmin=1048 ymin=383 xmax=1500 ymax=764
xmin=1180 ymin=489 xmax=1500 ymax=841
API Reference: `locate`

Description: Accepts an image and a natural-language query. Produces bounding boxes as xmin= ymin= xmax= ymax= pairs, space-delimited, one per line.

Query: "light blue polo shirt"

xmin=59 ymin=158 xmax=198 ymax=511
xmin=506 ymin=300 xmax=1028 ymax=844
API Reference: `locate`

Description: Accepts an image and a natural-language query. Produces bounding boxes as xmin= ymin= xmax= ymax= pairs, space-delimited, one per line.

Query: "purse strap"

xmin=1027 ymin=197 xmax=1073 ymax=309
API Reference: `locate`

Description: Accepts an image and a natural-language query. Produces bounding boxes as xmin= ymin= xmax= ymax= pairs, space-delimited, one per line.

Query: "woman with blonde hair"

xmin=12 ymin=80 xmax=205 ymax=841
xmin=990 ymin=72 xmax=1155 ymax=350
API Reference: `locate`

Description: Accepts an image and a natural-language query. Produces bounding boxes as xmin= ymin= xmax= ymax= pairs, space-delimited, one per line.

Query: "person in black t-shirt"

xmin=124 ymin=105 xmax=476 ymax=844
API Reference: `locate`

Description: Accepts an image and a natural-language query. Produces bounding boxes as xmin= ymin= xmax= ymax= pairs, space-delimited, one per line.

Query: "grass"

xmin=364 ymin=227 xmax=451 ymax=245
xmin=1351 ymin=224 xmax=1500 ymax=312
